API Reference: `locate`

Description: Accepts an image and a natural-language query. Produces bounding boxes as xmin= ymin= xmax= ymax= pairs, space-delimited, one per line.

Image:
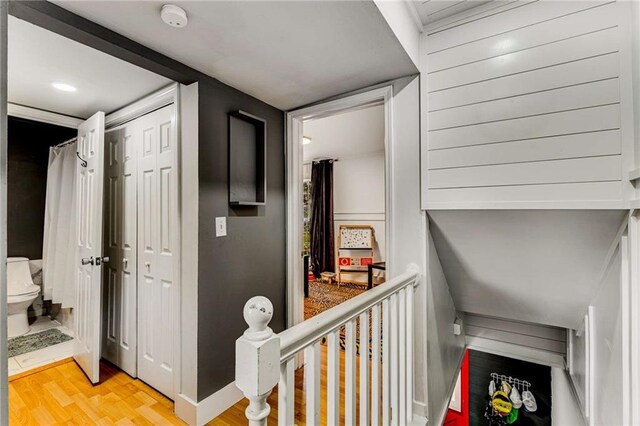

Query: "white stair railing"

xmin=235 ymin=264 xmax=421 ymax=425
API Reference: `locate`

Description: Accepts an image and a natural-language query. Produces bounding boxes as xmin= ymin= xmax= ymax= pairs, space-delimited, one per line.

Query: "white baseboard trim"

xmin=175 ymin=382 xmax=244 ymax=426
xmin=175 ymin=394 xmax=198 ymax=425
xmin=413 ymin=400 xmax=428 ymax=419
xmin=409 ymin=414 xmax=429 ymax=426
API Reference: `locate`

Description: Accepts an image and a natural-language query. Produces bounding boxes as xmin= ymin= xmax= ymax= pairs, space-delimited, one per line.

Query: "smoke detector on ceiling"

xmin=161 ymin=4 xmax=188 ymax=28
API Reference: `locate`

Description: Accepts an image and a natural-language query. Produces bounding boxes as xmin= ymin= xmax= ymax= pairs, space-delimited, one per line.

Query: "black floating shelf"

xmin=228 ymin=110 xmax=267 ymax=206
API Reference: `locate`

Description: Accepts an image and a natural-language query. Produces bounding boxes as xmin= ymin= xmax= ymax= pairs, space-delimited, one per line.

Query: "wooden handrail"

xmin=278 ymin=263 xmax=420 ymax=362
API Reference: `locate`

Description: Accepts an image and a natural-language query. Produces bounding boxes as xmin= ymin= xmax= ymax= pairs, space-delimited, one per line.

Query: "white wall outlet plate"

xmin=453 ymin=318 xmax=463 ymax=336
xmin=215 ymin=217 xmax=227 ymax=237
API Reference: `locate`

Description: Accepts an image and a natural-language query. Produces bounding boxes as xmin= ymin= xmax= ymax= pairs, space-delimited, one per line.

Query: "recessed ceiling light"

xmin=52 ymin=82 xmax=77 ymax=92
xmin=303 ymin=137 xmax=312 ymax=145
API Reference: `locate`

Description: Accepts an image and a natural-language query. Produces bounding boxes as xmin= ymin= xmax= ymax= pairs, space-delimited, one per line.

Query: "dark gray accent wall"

xmin=197 ymin=80 xmax=286 ymax=399
xmin=8 ymin=0 xmax=287 ymax=401
xmin=7 ymin=117 xmax=76 ymax=259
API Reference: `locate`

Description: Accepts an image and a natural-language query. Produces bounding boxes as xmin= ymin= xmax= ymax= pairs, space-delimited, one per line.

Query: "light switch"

xmin=215 ymin=217 xmax=227 ymax=237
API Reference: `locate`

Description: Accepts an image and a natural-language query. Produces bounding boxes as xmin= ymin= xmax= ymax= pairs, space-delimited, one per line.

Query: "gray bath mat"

xmin=8 ymin=329 xmax=73 ymax=358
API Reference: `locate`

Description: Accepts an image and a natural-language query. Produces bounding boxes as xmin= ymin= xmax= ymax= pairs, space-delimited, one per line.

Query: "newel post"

xmin=236 ymin=296 xmax=281 ymax=426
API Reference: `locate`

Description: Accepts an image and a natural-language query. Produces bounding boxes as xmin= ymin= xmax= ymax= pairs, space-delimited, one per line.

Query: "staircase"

xmin=234 ymin=265 xmax=425 ymax=425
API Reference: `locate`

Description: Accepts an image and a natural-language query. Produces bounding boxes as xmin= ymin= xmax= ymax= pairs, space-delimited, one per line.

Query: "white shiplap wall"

xmin=420 ymin=1 xmax=635 ymax=209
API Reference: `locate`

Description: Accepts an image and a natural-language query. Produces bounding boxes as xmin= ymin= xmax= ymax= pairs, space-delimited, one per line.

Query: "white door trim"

xmin=7 ymin=103 xmax=83 ymax=128
xmin=105 ymin=82 xmax=183 ymax=400
xmin=0 ymin=3 xmax=8 ymax=422
xmin=105 ymin=84 xmax=177 ymax=129
xmin=285 ymin=86 xmax=394 ymax=329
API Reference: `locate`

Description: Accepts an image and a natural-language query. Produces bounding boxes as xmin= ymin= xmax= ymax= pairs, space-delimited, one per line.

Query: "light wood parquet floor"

xmin=9 ymin=345 xmax=369 ymax=426
xmin=212 ymin=344 xmax=374 ymax=426
xmin=9 ymin=286 xmax=369 ymax=426
xmin=9 ymin=359 xmax=186 ymax=425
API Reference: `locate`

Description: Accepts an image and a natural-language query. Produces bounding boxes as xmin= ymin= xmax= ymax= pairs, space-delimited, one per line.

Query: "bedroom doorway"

xmin=286 ymin=86 xmax=393 ymax=328
xmin=302 ymin=104 xmax=387 ymax=320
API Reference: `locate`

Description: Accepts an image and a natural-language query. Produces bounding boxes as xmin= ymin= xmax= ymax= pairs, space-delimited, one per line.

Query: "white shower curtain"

xmin=42 ymin=142 xmax=78 ymax=308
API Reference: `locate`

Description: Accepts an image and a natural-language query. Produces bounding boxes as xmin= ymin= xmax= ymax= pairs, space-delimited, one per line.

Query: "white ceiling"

xmin=303 ymin=105 xmax=384 ymax=162
xmin=8 ymin=16 xmax=171 ymax=119
xmin=416 ymin=0 xmax=492 ymax=26
xmin=52 ymin=1 xmax=418 ymax=110
xmin=429 ymin=210 xmax=627 ymax=329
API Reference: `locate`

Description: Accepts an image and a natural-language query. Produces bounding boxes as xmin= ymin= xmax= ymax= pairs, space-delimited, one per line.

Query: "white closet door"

xmin=74 ymin=111 xmax=106 ymax=384
xmin=137 ymin=105 xmax=178 ymax=398
xmin=103 ymin=123 xmax=138 ymax=376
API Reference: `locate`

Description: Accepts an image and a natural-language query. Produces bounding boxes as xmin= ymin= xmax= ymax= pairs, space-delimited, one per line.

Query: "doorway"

xmin=302 ymin=104 xmax=387 ymax=319
xmin=286 ymin=86 xmax=393 ymax=328
xmin=4 ymin=14 xmax=180 ymax=400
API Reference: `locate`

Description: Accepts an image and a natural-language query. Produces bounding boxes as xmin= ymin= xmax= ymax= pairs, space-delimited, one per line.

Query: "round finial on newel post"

xmin=243 ymin=296 xmax=274 ymax=341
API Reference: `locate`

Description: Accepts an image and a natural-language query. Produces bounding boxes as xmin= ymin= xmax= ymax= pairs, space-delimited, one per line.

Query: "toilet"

xmin=7 ymin=257 xmax=41 ymax=338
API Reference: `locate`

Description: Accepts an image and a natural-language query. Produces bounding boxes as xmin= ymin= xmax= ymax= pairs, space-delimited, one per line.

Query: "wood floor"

xmin=8 ymin=345 xmax=368 ymax=425
xmin=9 ymin=359 xmax=186 ymax=425
xmin=212 ymin=344 xmax=373 ymax=426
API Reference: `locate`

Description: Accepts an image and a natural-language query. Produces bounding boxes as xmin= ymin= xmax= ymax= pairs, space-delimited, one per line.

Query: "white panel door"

xmin=102 ymin=124 xmax=138 ymax=376
xmin=136 ymin=105 xmax=177 ymax=398
xmin=74 ymin=111 xmax=106 ymax=384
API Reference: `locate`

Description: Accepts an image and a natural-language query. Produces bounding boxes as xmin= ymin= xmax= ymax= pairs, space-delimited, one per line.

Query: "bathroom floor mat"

xmin=8 ymin=329 xmax=73 ymax=358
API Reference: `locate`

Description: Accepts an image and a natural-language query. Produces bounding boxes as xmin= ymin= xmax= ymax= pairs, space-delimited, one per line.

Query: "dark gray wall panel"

xmin=196 ymin=80 xmax=285 ymax=400
xmin=7 ymin=117 xmax=75 ymax=259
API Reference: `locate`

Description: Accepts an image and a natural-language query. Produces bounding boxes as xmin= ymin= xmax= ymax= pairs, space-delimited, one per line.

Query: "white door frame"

xmin=285 ymin=86 xmax=394 ymax=328
xmin=104 ymin=82 xmax=182 ymax=399
xmin=0 ymin=2 xmax=8 ymax=422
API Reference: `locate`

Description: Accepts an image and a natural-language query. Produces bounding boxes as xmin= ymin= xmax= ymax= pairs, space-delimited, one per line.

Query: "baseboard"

xmin=432 ymin=346 xmax=466 ymax=425
xmin=413 ymin=400 xmax=428 ymax=419
xmin=409 ymin=414 xmax=429 ymax=426
xmin=175 ymin=381 xmax=244 ymax=426
xmin=175 ymin=394 xmax=197 ymax=425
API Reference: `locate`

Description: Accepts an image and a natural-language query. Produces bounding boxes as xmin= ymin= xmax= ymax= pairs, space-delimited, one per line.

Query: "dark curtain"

xmin=310 ymin=160 xmax=334 ymax=277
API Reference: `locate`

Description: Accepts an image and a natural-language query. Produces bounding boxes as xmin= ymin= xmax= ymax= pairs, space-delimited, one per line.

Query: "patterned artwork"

xmin=340 ymin=227 xmax=372 ymax=248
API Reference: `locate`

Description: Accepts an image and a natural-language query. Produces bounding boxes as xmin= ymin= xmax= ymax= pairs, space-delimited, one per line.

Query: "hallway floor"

xmin=9 ymin=359 xmax=185 ymax=425
xmin=213 ymin=343 xmax=369 ymax=425
xmin=8 ymin=346 xmax=367 ymax=425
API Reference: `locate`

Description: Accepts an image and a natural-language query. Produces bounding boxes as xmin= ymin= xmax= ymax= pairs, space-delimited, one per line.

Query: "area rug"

xmin=305 ymin=279 xmax=382 ymax=357
xmin=305 ymin=279 xmax=366 ymax=320
xmin=8 ymin=329 xmax=73 ymax=358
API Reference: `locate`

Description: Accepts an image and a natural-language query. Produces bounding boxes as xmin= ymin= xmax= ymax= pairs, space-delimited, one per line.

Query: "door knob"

xmin=95 ymin=256 xmax=110 ymax=266
xmin=81 ymin=257 xmax=94 ymax=266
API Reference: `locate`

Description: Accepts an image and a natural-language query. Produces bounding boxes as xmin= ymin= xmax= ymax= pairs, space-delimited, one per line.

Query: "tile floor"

xmin=7 ymin=316 xmax=74 ymax=377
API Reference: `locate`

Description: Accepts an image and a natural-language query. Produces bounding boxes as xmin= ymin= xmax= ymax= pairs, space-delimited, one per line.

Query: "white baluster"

xmin=278 ymin=359 xmax=294 ymax=426
xmin=327 ymin=330 xmax=340 ymax=425
xmin=382 ymin=298 xmax=390 ymax=425
xmin=372 ymin=304 xmax=381 ymax=426
xmin=305 ymin=342 xmax=321 ymax=425
xmin=236 ymin=296 xmax=280 ymax=426
xmin=390 ymin=292 xmax=399 ymax=426
xmin=406 ymin=286 xmax=414 ymax=422
xmin=399 ymin=289 xmax=407 ymax=426
xmin=360 ymin=310 xmax=370 ymax=426
xmin=346 ymin=319 xmax=357 ymax=425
